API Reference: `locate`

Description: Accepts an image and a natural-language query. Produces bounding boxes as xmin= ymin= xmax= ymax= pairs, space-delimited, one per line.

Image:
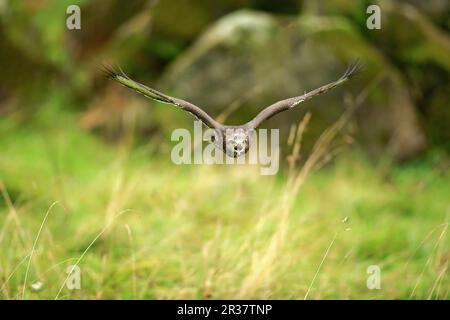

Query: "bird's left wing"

xmin=247 ymin=60 xmax=362 ymax=129
xmin=103 ymin=66 xmax=220 ymax=129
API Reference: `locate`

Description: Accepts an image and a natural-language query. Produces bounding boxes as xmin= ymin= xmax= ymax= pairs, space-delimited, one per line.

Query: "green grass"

xmin=0 ymin=110 xmax=448 ymax=299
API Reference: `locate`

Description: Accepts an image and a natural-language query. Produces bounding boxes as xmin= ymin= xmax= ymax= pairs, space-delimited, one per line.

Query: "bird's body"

xmin=104 ymin=60 xmax=361 ymax=157
xmin=215 ymin=126 xmax=254 ymax=158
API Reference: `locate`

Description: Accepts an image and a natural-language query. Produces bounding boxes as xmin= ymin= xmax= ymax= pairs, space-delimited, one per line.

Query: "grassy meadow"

xmin=0 ymin=105 xmax=448 ymax=300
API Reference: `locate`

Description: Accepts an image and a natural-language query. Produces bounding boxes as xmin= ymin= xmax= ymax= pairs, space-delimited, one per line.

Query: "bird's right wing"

xmin=103 ymin=66 xmax=220 ymax=129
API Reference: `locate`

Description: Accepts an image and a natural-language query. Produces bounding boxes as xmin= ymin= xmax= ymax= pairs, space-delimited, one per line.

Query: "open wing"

xmin=103 ymin=66 xmax=220 ymax=129
xmin=247 ymin=60 xmax=362 ymax=129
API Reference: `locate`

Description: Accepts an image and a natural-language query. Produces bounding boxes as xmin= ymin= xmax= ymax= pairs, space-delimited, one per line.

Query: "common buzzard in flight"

xmin=104 ymin=60 xmax=361 ymax=157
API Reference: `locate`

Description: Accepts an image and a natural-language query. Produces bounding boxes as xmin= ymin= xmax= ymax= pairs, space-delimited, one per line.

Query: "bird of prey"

xmin=103 ymin=60 xmax=361 ymax=158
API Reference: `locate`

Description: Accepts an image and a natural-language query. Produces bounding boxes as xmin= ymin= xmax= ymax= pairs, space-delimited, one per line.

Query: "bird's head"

xmin=219 ymin=127 xmax=251 ymax=158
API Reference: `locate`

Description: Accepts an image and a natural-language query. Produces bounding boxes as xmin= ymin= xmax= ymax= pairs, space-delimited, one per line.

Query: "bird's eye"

xmin=211 ymin=135 xmax=215 ymax=142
